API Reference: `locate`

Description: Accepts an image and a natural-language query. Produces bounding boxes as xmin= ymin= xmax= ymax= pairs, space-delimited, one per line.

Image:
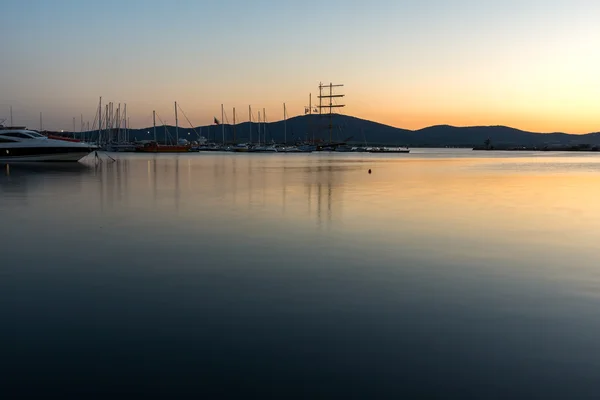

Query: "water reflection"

xmin=0 ymin=162 xmax=94 ymax=198
xmin=4 ymin=152 xmax=600 ymax=398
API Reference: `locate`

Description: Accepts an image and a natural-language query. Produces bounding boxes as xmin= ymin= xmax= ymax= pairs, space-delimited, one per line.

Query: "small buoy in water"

xmin=368 ymin=169 xmax=372 ymax=174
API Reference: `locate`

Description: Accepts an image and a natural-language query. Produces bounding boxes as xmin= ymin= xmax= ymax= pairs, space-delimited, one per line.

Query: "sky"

xmin=1 ymin=0 xmax=599 ymax=133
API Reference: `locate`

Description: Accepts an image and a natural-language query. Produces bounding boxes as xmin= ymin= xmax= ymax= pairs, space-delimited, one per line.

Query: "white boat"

xmin=252 ymin=145 xmax=278 ymax=153
xmin=0 ymin=126 xmax=96 ymax=162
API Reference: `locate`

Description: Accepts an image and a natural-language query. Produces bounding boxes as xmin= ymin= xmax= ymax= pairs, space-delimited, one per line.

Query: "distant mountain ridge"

xmin=71 ymin=114 xmax=600 ymax=147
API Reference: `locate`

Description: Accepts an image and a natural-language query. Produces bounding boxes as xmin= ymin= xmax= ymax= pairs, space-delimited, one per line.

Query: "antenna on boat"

xmin=10 ymin=106 xmax=13 ymax=126
xmin=40 ymin=112 xmax=43 ymax=132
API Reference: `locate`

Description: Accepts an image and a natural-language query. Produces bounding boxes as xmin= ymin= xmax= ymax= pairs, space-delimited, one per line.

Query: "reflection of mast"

xmin=317 ymin=82 xmax=345 ymax=143
xmin=175 ymin=158 xmax=180 ymax=211
xmin=317 ymin=182 xmax=322 ymax=227
xmin=232 ymin=157 xmax=237 ymax=205
xmin=153 ymin=159 xmax=157 ymax=205
xmin=305 ymin=163 xmax=339 ymax=228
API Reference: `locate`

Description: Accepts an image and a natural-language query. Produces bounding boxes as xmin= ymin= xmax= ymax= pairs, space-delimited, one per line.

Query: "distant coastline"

xmin=473 ymin=144 xmax=600 ymax=152
xmin=48 ymin=114 xmax=600 ymax=148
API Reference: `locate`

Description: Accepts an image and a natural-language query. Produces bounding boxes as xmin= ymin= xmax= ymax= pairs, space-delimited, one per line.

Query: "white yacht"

xmin=0 ymin=125 xmax=96 ymax=162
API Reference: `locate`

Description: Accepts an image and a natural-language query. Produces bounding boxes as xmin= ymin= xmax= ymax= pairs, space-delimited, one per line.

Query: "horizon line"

xmin=27 ymin=113 xmax=599 ymax=136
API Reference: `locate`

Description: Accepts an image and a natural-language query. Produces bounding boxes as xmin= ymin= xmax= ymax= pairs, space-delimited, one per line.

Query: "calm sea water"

xmin=3 ymin=149 xmax=600 ymax=398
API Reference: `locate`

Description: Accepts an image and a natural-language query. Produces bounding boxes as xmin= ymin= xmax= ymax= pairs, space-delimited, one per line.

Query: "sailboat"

xmin=136 ymin=103 xmax=191 ymax=153
xmin=251 ymin=108 xmax=277 ymax=152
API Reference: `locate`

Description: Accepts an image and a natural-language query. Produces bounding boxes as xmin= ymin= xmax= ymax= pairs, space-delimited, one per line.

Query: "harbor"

xmin=1 ymin=83 xmax=411 ymax=159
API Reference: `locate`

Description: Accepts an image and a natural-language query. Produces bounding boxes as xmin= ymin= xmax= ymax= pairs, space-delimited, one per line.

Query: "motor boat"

xmin=0 ymin=125 xmax=96 ymax=162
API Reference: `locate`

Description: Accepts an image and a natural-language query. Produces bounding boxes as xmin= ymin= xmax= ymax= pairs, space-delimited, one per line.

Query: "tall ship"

xmin=0 ymin=122 xmax=95 ymax=162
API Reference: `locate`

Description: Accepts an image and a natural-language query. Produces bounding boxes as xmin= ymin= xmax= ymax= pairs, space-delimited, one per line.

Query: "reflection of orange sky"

xmin=338 ymin=158 xmax=600 ymax=254
xmin=91 ymin=156 xmax=600 ymax=253
xmin=12 ymin=153 xmax=599 ymax=276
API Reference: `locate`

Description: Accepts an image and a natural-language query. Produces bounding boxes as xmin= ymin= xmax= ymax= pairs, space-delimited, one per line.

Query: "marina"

xmin=7 ymin=83 xmax=411 ymax=159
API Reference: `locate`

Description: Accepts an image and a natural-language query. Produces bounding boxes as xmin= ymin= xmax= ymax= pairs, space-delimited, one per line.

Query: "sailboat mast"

xmin=39 ymin=112 xmax=43 ymax=132
xmin=175 ymin=101 xmax=179 ymax=144
xmin=221 ymin=104 xmax=224 ymax=144
xmin=98 ymin=97 xmax=102 ymax=144
xmin=258 ymin=111 xmax=261 ymax=146
xmin=116 ymin=104 xmax=120 ymax=143
xmin=283 ymin=103 xmax=286 ymax=144
xmin=153 ymin=110 xmax=156 ymax=142
xmin=249 ymin=105 xmax=252 ymax=144
xmin=233 ymin=107 xmax=236 ymax=144
xmin=124 ymin=104 xmax=127 ymax=143
xmin=263 ymin=108 xmax=266 ymax=144
xmin=109 ymin=102 xmax=113 ymax=144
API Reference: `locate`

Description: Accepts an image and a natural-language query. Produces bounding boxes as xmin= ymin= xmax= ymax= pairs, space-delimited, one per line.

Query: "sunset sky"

xmin=1 ymin=0 xmax=599 ymax=133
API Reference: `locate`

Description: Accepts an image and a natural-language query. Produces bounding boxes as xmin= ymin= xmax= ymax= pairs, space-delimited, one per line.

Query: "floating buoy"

xmin=368 ymin=169 xmax=372 ymax=174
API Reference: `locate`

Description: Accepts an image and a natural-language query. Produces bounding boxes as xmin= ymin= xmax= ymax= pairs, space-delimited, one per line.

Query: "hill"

xmin=71 ymin=114 xmax=600 ymax=147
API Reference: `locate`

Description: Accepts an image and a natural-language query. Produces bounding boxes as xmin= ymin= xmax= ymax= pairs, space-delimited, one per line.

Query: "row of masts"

xmin=96 ymin=98 xmax=130 ymax=144
xmin=7 ymin=82 xmax=341 ymax=144
xmin=145 ymin=102 xmax=290 ymax=145
xmin=216 ymin=103 xmax=289 ymax=145
xmin=12 ymin=100 xmax=132 ymax=143
xmin=8 ymin=107 xmax=97 ymax=139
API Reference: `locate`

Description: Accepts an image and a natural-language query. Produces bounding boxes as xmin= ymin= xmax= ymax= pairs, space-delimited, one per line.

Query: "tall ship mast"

xmin=317 ymin=82 xmax=345 ymax=144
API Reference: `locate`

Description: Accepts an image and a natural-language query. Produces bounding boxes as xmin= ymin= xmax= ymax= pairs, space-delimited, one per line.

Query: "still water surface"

xmin=2 ymin=150 xmax=600 ymax=398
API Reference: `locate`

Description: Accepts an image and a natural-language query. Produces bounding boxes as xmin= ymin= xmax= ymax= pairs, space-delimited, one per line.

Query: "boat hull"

xmin=135 ymin=143 xmax=191 ymax=153
xmin=0 ymin=150 xmax=92 ymax=162
xmin=368 ymin=150 xmax=410 ymax=153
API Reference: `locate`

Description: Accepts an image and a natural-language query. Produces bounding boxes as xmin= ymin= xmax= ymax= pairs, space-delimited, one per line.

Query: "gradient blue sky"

xmin=1 ymin=0 xmax=599 ymax=132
